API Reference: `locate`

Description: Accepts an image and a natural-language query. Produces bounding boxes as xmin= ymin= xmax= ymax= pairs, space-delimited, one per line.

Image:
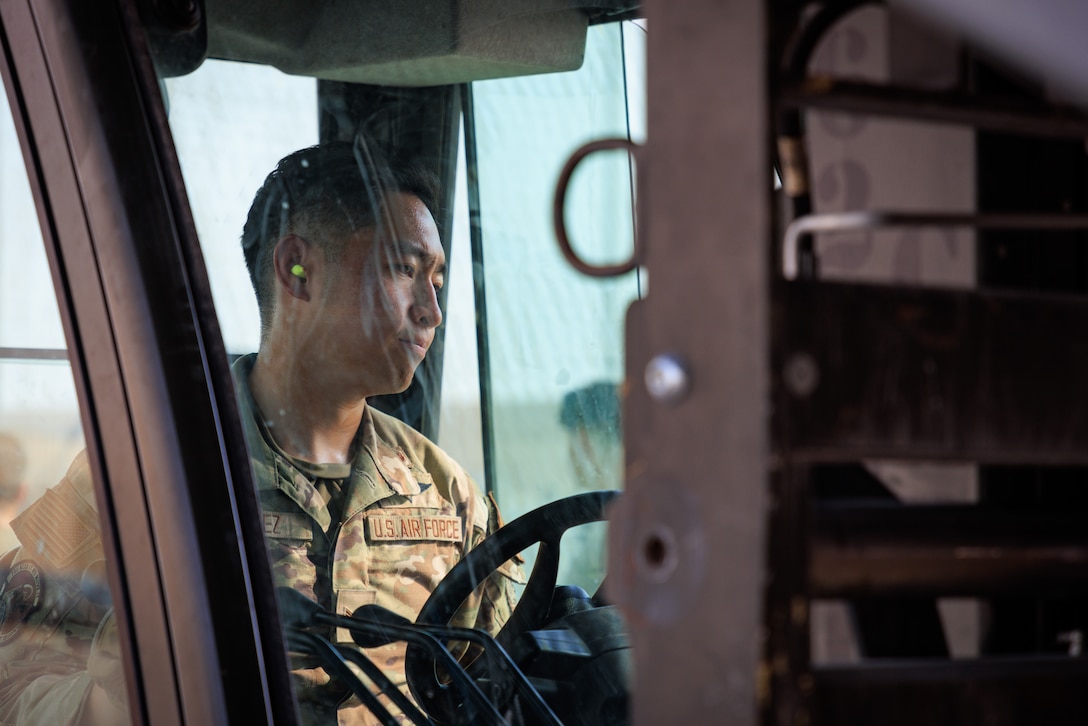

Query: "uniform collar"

xmin=232 ymin=354 xmax=427 ymax=525
xmin=359 ymin=407 xmax=427 ymax=497
xmin=337 ymin=407 xmax=428 ymax=518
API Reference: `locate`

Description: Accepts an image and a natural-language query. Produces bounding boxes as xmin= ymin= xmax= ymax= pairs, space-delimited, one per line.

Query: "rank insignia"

xmin=0 ymin=561 xmax=43 ymax=645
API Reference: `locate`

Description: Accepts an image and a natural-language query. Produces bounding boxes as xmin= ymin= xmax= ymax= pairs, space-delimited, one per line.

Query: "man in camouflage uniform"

xmin=0 ymin=140 xmax=520 ymax=725
xmin=237 ymin=140 xmax=520 ymax=724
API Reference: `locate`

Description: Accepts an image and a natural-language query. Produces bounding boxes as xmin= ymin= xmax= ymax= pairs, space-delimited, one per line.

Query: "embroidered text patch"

xmin=263 ymin=512 xmax=312 ymax=540
xmin=368 ymin=514 xmax=462 ymax=543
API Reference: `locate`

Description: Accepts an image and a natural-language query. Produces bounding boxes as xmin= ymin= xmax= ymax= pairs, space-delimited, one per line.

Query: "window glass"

xmin=165 ymin=14 xmax=641 ymax=724
xmin=467 ymin=21 xmax=645 ymax=590
xmin=166 ymin=62 xmax=318 ymax=353
xmin=435 ymin=126 xmax=486 ymax=481
xmin=0 ymin=78 xmax=131 ymax=723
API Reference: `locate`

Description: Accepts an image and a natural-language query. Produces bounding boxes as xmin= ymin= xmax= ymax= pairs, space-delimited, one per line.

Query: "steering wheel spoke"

xmin=497 ymin=537 xmax=560 ymax=649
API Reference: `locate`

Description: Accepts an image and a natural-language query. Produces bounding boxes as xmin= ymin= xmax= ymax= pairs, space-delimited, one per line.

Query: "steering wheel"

xmin=405 ymin=490 xmax=620 ymax=722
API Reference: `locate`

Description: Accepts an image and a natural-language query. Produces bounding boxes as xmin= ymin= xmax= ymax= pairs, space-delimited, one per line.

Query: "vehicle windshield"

xmin=161 ymin=8 xmax=644 ymax=723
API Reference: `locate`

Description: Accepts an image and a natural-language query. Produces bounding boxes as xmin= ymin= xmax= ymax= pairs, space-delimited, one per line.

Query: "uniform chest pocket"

xmin=263 ymin=512 xmax=314 ymax=555
xmin=335 ymin=506 xmax=465 ymax=605
xmin=262 ymin=512 xmax=318 ymax=596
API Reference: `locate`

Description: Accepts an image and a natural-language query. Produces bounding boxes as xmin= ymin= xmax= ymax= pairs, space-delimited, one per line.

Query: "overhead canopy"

xmin=206 ymin=0 xmax=592 ymax=86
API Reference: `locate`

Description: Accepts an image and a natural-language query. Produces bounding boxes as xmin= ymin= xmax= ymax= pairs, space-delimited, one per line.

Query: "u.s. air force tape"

xmin=367 ymin=513 xmax=462 ymax=543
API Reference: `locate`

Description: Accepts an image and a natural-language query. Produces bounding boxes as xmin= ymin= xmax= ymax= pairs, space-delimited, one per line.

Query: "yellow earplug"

xmin=291 ymin=264 xmax=307 ymax=280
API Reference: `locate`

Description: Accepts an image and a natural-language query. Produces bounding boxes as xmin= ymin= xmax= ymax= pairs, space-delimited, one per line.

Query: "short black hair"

xmin=241 ymin=139 xmax=440 ymax=336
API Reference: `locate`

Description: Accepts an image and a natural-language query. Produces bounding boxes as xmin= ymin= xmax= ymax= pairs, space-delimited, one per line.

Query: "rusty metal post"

xmin=609 ymin=1 xmax=771 ymax=723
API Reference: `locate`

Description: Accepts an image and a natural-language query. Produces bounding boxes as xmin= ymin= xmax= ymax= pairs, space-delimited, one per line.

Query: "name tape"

xmin=368 ymin=514 xmax=462 ymax=543
xmin=263 ymin=512 xmax=312 ymax=540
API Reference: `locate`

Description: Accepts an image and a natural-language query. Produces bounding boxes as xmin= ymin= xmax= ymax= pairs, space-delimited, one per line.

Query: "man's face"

xmin=312 ymin=192 xmax=445 ymax=398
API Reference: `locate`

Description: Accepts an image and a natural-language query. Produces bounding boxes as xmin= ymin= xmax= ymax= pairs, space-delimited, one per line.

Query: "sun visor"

xmin=206 ymin=0 xmax=589 ymax=86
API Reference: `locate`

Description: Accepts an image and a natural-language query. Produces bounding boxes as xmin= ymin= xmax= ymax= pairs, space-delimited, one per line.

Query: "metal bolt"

xmin=784 ymin=352 xmax=820 ymax=398
xmin=645 ymin=354 xmax=690 ymax=404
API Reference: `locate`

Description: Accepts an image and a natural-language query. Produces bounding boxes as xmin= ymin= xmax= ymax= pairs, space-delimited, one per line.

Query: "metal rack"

xmin=765 ymin=3 xmax=1088 ymax=724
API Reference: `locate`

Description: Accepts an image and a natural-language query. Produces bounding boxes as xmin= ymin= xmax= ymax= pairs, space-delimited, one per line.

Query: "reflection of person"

xmin=559 ymin=382 xmax=622 ymax=489
xmin=0 ymin=433 xmax=28 ymax=551
xmin=0 ymin=434 xmax=127 ymax=726
xmin=557 ymin=383 xmax=621 ymax=591
xmin=0 ymin=451 xmax=124 ymax=725
xmin=237 ymin=140 xmax=520 ymax=724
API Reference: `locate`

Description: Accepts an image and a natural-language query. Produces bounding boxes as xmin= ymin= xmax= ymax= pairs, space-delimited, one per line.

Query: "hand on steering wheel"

xmin=406 ymin=490 xmax=619 ymax=723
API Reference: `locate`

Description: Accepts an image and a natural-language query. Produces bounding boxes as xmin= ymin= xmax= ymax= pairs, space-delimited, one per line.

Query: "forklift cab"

xmin=1 ymin=0 xmax=1088 ymax=724
xmin=0 ymin=0 xmax=639 ymax=723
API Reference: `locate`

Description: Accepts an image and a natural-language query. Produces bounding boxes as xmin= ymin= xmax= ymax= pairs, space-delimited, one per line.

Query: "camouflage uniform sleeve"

xmin=469 ymin=493 xmax=525 ymax=635
xmin=0 ymin=668 xmax=95 ymax=726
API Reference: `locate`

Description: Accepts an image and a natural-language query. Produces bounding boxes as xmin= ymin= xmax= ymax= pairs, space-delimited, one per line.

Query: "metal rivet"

xmin=645 ymin=354 xmax=690 ymax=404
xmin=784 ymin=352 xmax=820 ymax=398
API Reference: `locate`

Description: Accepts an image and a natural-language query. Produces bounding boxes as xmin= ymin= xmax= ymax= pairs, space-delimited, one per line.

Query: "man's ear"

xmin=272 ymin=234 xmax=312 ymax=301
